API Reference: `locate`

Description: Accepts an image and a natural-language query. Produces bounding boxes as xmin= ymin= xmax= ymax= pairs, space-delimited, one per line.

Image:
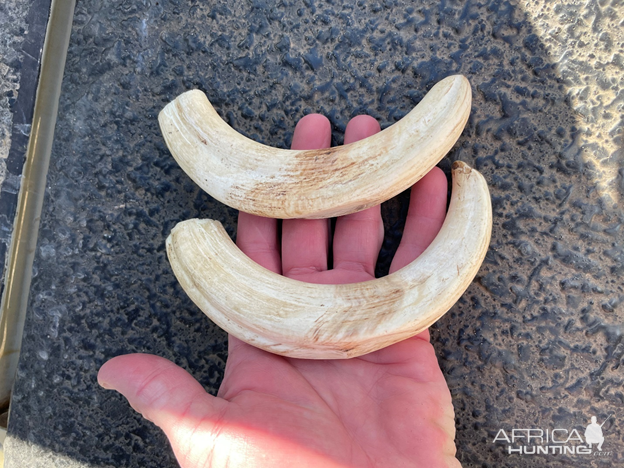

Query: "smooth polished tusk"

xmin=166 ymin=161 xmax=492 ymax=359
xmin=159 ymin=75 xmax=472 ymax=219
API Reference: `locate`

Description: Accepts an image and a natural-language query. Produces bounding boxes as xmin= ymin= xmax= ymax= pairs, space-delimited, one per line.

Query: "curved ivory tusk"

xmin=159 ymin=75 xmax=472 ymax=219
xmin=166 ymin=161 xmax=492 ymax=359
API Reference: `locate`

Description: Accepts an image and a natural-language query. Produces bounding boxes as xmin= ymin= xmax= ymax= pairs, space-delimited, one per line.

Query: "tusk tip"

xmin=452 ymin=160 xmax=471 ymax=172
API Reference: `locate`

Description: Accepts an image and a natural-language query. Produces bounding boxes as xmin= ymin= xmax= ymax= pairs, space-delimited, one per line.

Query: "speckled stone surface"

xmin=5 ymin=0 xmax=623 ymax=467
xmin=0 ymin=0 xmax=50 ymax=298
xmin=0 ymin=0 xmax=28 ymax=166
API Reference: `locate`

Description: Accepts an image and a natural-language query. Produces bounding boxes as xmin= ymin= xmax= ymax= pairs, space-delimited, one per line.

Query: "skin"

xmin=98 ymin=114 xmax=461 ymax=468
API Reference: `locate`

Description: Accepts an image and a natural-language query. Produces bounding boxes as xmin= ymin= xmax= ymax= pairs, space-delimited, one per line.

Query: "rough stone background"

xmin=0 ymin=0 xmax=50 ymax=434
xmin=0 ymin=0 xmax=28 ymax=167
xmin=0 ymin=0 xmax=50 ymax=299
xmin=5 ymin=0 xmax=623 ymax=467
xmin=0 ymin=0 xmax=27 ymax=439
xmin=0 ymin=0 xmax=30 ymax=294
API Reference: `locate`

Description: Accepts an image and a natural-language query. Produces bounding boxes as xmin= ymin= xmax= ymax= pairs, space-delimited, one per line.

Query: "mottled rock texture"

xmin=0 ymin=0 xmax=50 ymax=299
xmin=0 ymin=0 xmax=29 ymax=166
xmin=5 ymin=0 xmax=623 ymax=467
xmin=0 ymin=1 xmax=30 ymax=291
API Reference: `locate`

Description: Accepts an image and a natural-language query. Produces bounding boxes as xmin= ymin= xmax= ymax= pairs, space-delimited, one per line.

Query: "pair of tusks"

xmin=159 ymin=75 xmax=493 ymax=359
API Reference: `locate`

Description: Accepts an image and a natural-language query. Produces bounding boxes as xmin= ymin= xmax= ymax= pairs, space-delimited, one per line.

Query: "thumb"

xmin=98 ymin=353 xmax=228 ymax=467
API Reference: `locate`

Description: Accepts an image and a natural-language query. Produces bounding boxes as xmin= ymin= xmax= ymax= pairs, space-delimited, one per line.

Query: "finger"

xmin=282 ymin=114 xmax=332 ymax=277
xmin=236 ymin=211 xmax=281 ymax=274
xmin=390 ymin=167 xmax=448 ymax=273
xmin=332 ymin=116 xmax=383 ymax=278
xmin=98 ymin=354 xmax=227 ymax=466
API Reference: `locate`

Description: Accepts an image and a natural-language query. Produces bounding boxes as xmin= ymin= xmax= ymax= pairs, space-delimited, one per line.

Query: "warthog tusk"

xmin=166 ymin=161 xmax=491 ymax=359
xmin=159 ymin=75 xmax=472 ymax=219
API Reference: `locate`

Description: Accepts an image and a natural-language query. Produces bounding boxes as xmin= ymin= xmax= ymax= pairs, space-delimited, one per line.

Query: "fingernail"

xmin=98 ymin=379 xmax=112 ymax=390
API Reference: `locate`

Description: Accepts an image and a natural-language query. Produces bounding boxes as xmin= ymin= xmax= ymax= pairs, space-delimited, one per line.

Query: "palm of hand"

xmin=214 ymin=332 xmax=457 ymax=468
xmin=98 ymin=115 xmax=460 ymax=468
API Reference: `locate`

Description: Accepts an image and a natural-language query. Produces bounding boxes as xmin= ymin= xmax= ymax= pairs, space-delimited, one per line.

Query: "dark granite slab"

xmin=0 ymin=0 xmax=51 ymax=302
xmin=0 ymin=0 xmax=51 ymax=431
xmin=5 ymin=0 xmax=623 ymax=467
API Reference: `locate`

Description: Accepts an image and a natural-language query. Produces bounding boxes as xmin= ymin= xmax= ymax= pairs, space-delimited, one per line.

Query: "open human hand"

xmin=98 ymin=114 xmax=460 ymax=467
